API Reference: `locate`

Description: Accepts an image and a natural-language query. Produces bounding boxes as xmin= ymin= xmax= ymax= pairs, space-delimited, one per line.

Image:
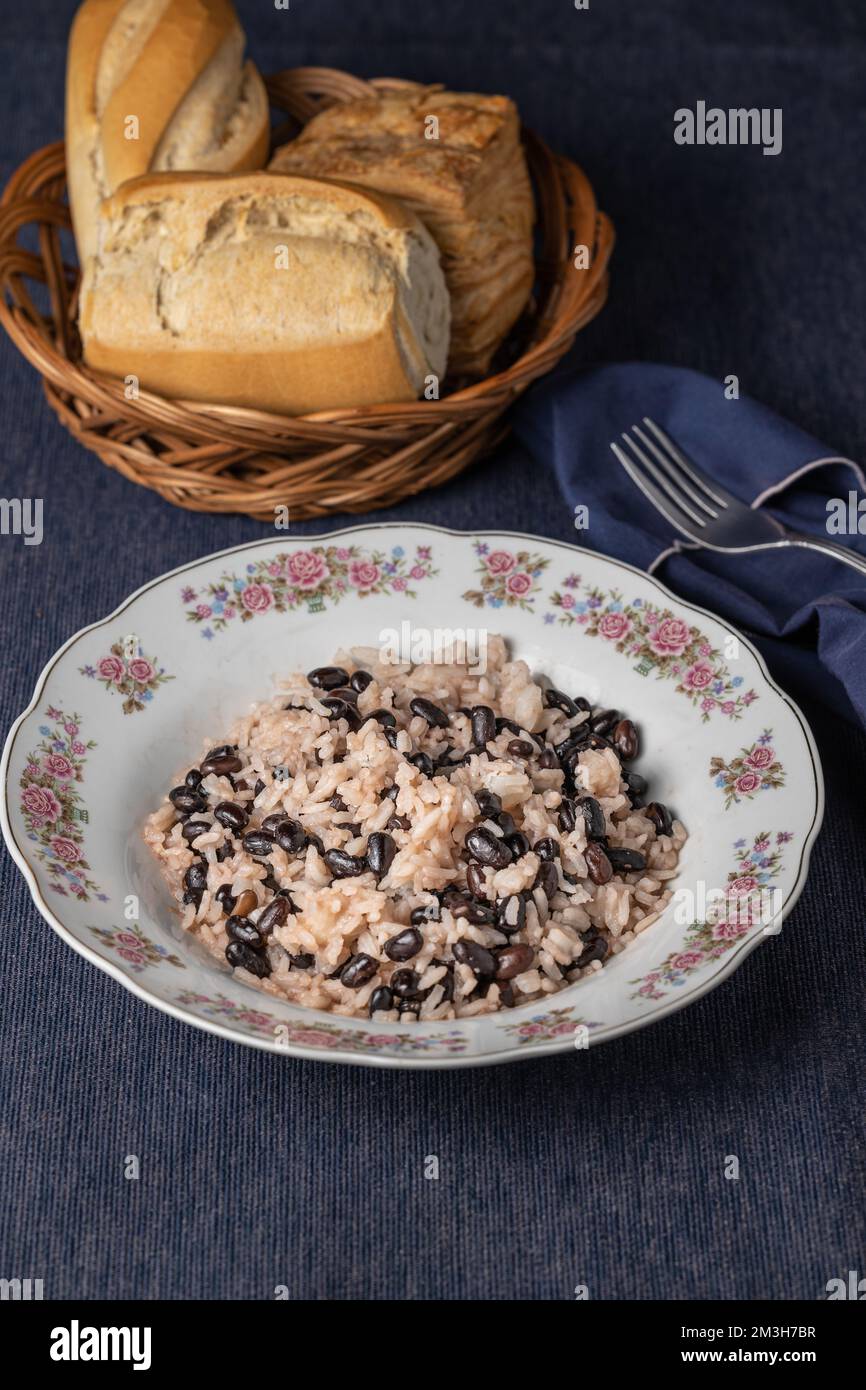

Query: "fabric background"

xmin=0 ymin=0 xmax=863 ymax=1301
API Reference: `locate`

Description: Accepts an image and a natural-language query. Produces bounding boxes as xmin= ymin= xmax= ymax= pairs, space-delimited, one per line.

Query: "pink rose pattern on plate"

xmin=18 ymin=708 xmax=106 ymax=902
xmin=547 ymin=579 xmax=758 ymax=721
xmin=462 ymin=542 xmax=550 ymax=611
xmin=173 ymin=992 xmax=468 ymax=1053
xmin=181 ymin=544 xmax=437 ymax=636
xmin=630 ymin=830 xmax=791 ymax=1000
xmin=709 ymin=729 xmax=786 ymax=809
xmin=80 ymin=640 xmax=174 ymax=714
xmin=501 ymin=1007 xmax=602 ymax=1046
xmin=89 ymin=922 xmax=185 ymax=973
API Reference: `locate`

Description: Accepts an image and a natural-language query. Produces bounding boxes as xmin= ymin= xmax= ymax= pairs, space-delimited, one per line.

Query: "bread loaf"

xmin=66 ymin=0 xmax=270 ymax=266
xmin=269 ymin=84 xmax=535 ymax=376
xmin=79 ymin=172 xmax=451 ymax=415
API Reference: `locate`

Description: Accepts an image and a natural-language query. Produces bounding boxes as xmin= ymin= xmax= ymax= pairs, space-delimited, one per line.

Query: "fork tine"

xmin=615 ymin=432 xmax=709 ymax=528
xmin=611 ymin=441 xmax=704 ymax=541
xmin=631 ymin=424 xmax=719 ymax=518
xmin=642 ymin=418 xmax=738 ymax=509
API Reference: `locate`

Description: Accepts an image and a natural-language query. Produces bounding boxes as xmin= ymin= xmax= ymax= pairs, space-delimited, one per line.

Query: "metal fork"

xmin=611 ymin=418 xmax=866 ymax=579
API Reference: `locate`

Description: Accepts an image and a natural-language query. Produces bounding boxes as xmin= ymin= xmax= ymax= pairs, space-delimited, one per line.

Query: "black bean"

xmin=243 ymin=831 xmax=274 ymax=857
xmin=324 ymin=848 xmax=367 ymax=878
xmin=584 ymin=841 xmax=613 ymax=884
xmin=544 ymin=687 xmax=578 ymax=716
xmin=365 ymin=707 xmax=397 ymax=728
xmin=308 ymin=666 xmax=350 ymax=690
xmin=613 ymin=718 xmax=639 ymax=761
xmin=185 ymin=768 xmax=204 ymax=790
xmin=534 ymin=860 xmax=559 ymax=900
xmin=452 ymin=939 xmax=496 ymax=977
xmin=256 ymin=896 xmax=291 ymax=937
xmin=367 ymin=831 xmax=396 ymax=879
xmin=183 ymin=862 xmax=207 ymax=897
xmin=390 ymin=967 xmax=421 ymax=998
xmin=499 ymin=982 xmax=516 ymax=1007
xmin=577 ymin=796 xmax=607 ymax=840
xmin=258 ymin=813 xmax=284 ymax=836
xmin=226 ymin=915 xmax=263 ymax=948
xmin=343 ymin=822 xmax=362 ymax=838
xmin=606 ymin=847 xmax=647 ymax=872
xmin=275 ymin=819 xmax=306 ymax=854
xmin=409 ymin=697 xmax=450 ymax=728
xmin=408 ymin=752 xmax=434 ymax=777
xmin=623 ymin=770 xmax=648 ymax=801
xmin=466 ymin=863 xmax=488 ymax=898
xmin=340 ymin=954 xmax=378 ymax=989
xmin=506 ymin=831 xmax=530 ymax=857
xmin=495 ymin=943 xmax=534 ymax=980
xmin=369 ymin=985 xmax=394 ymax=1015
xmin=320 ymin=696 xmax=358 ymax=726
xmin=200 ymin=753 xmax=244 ymax=778
xmin=645 ymin=802 xmax=673 ymax=837
xmin=397 ymin=998 xmax=422 ymax=1016
xmin=383 ymin=727 xmax=400 ymax=749
xmin=304 ymin=831 xmax=325 ymax=856
xmin=475 ymin=789 xmax=502 ymax=818
xmin=380 ymin=783 xmax=399 ymax=802
xmin=471 ymin=705 xmax=496 ymax=746
xmin=350 ymin=669 xmax=373 ymax=693
xmin=182 ymin=819 xmax=212 ymax=842
xmin=226 ymin=941 xmax=270 ymax=977
xmin=534 ymin=836 xmax=559 ymax=861
xmin=214 ymin=800 xmax=249 ymax=832
xmin=557 ymin=799 xmax=576 ymax=834
xmin=384 ymin=928 xmax=423 ymax=962
xmin=328 ymin=794 xmax=347 ymax=812
xmin=329 ymin=685 xmax=359 ymax=706
xmin=411 ymin=904 xmax=440 ymax=925
xmin=214 ymin=884 xmax=236 ymax=914
xmin=290 ymin=953 xmax=314 ymax=970
xmin=537 ymin=749 xmax=559 ymax=769
xmin=465 ymin=826 xmax=512 ymax=869
xmin=442 ymin=890 xmax=495 ymax=925
xmin=590 ymin=708 xmax=620 ymax=735
xmin=576 ymin=935 xmax=609 ymax=968
xmin=495 ymin=716 xmax=524 ymax=737
xmin=506 ymin=738 xmax=534 ymax=760
xmin=262 ymin=871 xmax=282 ymax=894
xmin=436 ymin=960 xmax=455 ymax=1002
xmin=215 ymin=840 xmax=233 ymax=863
xmin=496 ymin=893 xmax=527 ymax=934
xmin=386 ymin=815 xmax=411 ymax=831
xmin=169 ymin=785 xmax=206 ymax=815
xmin=493 ymin=810 xmax=516 ymax=837
xmin=253 ymin=778 xmax=266 ymax=796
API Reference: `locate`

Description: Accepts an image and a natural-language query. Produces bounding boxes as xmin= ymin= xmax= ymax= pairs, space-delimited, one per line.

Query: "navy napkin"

xmin=512 ymin=363 xmax=866 ymax=727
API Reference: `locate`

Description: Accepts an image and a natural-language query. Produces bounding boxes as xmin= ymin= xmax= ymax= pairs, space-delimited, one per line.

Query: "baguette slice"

xmin=79 ymin=172 xmax=451 ymax=415
xmin=66 ymin=0 xmax=270 ymax=266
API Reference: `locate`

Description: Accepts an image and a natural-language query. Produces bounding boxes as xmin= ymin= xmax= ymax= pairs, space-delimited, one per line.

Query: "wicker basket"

xmin=0 ymin=67 xmax=614 ymax=520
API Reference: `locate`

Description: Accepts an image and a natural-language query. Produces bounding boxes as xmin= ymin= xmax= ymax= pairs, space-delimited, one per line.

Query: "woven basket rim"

xmin=0 ymin=66 xmax=615 ymax=517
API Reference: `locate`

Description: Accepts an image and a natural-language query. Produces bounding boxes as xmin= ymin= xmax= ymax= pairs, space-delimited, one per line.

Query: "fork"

xmin=611 ymin=418 xmax=866 ymax=579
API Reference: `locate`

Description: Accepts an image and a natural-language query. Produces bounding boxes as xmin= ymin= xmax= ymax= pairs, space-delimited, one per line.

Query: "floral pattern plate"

xmin=0 ymin=526 xmax=823 ymax=1068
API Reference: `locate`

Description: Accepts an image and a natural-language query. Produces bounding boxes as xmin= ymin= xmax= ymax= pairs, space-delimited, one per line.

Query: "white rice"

xmin=145 ymin=636 xmax=685 ymax=1021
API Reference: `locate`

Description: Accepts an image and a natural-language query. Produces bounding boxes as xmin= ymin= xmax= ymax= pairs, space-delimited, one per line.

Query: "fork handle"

xmin=786 ymin=532 xmax=866 ymax=579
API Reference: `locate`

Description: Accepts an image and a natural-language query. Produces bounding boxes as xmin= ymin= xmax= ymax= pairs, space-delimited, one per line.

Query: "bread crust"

xmin=270 ymin=83 xmax=535 ymax=375
xmin=65 ymin=0 xmax=270 ymax=266
xmin=79 ymin=171 xmax=451 ymax=416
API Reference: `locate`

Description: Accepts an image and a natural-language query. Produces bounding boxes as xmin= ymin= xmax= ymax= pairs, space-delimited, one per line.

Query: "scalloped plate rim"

xmin=0 ymin=523 xmax=825 ymax=1068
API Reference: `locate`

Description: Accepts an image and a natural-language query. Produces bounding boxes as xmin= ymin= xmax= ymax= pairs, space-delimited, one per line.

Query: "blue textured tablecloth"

xmin=1 ymin=0 xmax=863 ymax=1301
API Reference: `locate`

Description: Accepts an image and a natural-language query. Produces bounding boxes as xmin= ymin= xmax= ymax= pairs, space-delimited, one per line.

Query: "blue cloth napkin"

xmin=512 ymin=363 xmax=866 ymax=727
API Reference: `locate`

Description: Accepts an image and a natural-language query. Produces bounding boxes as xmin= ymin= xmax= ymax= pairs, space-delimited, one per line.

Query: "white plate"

xmin=1 ymin=525 xmax=823 ymax=1067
